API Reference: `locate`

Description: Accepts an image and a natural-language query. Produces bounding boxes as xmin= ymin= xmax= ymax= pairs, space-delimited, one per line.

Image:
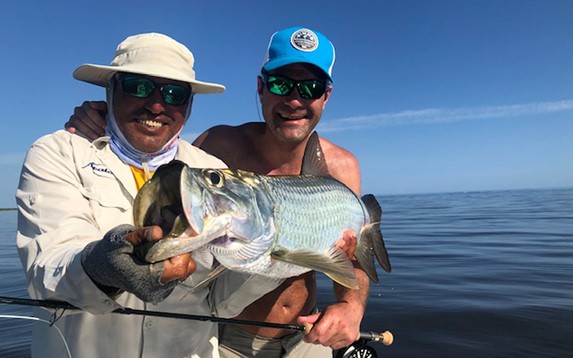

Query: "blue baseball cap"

xmin=262 ymin=27 xmax=335 ymax=81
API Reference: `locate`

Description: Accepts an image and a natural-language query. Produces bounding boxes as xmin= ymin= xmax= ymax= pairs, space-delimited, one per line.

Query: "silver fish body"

xmin=247 ymin=174 xmax=369 ymax=278
xmin=137 ymin=132 xmax=391 ymax=288
xmin=196 ymin=169 xmax=370 ymax=282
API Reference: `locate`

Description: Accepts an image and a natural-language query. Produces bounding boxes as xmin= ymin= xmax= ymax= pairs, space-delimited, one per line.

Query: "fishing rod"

xmin=0 ymin=295 xmax=393 ymax=345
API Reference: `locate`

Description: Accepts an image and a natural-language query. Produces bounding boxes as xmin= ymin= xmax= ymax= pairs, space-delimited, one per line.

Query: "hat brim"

xmin=263 ymin=57 xmax=333 ymax=81
xmin=73 ymin=63 xmax=225 ymax=94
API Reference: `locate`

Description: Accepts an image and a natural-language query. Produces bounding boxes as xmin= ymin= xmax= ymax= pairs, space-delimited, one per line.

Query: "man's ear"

xmin=257 ymin=76 xmax=264 ymax=101
xmin=322 ymin=85 xmax=333 ymax=108
xmin=186 ymin=96 xmax=194 ymax=118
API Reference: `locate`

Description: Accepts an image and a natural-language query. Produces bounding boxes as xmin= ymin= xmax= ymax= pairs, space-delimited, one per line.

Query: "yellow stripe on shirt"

xmin=130 ymin=165 xmax=154 ymax=191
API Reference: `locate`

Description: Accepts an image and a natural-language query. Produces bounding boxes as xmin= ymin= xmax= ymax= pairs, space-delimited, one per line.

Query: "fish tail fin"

xmin=356 ymin=194 xmax=391 ymax=283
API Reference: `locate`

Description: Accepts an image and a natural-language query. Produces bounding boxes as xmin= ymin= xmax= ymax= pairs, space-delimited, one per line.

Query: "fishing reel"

xmin=336 ymin=339 xmax=378 ymax=358
xmin=335 ymin=330 xmax=393 ymax=358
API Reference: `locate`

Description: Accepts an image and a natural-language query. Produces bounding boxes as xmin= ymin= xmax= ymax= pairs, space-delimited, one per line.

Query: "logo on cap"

xmin=290 ymin=29 xmax=319 ymax=52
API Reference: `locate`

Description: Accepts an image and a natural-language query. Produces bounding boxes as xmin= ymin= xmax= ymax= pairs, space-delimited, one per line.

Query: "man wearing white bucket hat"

xmin=65 ymin=27 xmax=375 ymax=358
xmin=16 ymin=32 xmax=282 ymax=358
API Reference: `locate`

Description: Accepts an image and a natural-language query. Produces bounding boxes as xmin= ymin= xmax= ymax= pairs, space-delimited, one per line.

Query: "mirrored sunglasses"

xmin=261 ymin=74 xmax=329 ymax=100
xmin=118 ymin=74 xmax=192 ymax=106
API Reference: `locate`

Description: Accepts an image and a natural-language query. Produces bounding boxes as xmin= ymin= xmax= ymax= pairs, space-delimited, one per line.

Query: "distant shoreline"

xmin=0 ymin=208 xmax=17 ymax=211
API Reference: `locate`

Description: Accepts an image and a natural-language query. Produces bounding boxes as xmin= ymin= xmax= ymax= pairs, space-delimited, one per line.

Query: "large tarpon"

xmin=134 ymin=132 xmax=391 ymax=288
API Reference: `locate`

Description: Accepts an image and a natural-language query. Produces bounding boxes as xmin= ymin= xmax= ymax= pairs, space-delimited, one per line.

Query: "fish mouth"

xmin=133 ymin=160 xmax=186 ymax=229
xmin=211 ymin=235 xmax=232 ymax=247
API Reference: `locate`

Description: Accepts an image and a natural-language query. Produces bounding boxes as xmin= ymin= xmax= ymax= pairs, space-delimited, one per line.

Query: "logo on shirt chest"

xmin=83 ymin=162 xmax=115 ymax=179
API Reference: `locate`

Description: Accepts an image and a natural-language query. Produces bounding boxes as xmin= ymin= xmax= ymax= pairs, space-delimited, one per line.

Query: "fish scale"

xmin=261 ymin=175 xmax=368 ymax=253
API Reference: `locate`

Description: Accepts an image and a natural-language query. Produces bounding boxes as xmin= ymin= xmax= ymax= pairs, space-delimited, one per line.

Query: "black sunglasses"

xmin=261 ymin=74 xmax=330 ymax=100
xmin=117 ymin=74 xmax=192 ymax=106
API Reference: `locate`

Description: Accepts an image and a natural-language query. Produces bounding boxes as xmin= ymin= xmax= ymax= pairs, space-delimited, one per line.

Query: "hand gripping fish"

xmin=133 ymin=132 xmax=391 ymax=289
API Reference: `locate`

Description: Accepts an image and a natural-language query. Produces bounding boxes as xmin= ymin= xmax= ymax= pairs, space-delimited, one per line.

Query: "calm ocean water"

xmin=1 ymin=188 xmax=572 ymax=357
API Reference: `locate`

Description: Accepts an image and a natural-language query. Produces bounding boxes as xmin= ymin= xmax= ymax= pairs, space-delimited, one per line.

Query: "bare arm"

xmin=65 ymin=101 xmax=108 ymax=140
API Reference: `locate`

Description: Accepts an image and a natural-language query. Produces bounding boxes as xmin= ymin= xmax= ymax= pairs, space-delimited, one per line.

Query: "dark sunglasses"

xmin=117 ymin=74 xmax=192 ymax=106
xmin=261 ymin=74 xmax=330 ymax=100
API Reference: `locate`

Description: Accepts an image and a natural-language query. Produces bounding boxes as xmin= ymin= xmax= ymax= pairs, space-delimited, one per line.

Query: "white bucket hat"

xmin=73 ymin=32 xmax=225 ymax=94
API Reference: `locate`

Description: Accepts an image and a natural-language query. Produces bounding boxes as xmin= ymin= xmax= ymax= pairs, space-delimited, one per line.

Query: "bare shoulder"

xmin=193 ymin=123 xmax=263 ymax=169
xmin=193 ymin=125 xmax=239 ymax=147
xmin=318 ymin=137 xmax=359 ymax=175
xmin=318 ymin=137 xmax=361 ymax=195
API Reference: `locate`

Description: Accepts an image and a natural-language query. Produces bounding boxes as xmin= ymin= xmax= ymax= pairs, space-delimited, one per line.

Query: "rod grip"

xmin=303 ymin=322 xmax=313 ymax=335
xmin=304 ymin=323 xmax=393 ymax=346
xmin=359 ymin=330 xmax=394 ymax=346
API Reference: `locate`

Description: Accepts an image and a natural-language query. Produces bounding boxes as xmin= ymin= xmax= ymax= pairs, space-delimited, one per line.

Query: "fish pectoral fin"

xmin=179 ymin=262 xmax=228 ymax=297
xmin=192 ymin=247 xmax=214 ymax=269
xmin=271 ymin=247 xmax=359 ymax=289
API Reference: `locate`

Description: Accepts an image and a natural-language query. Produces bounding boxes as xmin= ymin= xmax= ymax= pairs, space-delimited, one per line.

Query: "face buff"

xmin=105 ymin=83 xmax=192 ymax=178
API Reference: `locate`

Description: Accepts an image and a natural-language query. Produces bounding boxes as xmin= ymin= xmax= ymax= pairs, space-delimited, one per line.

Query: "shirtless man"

xmin=67 ymin=27 xmax=371 ymax=357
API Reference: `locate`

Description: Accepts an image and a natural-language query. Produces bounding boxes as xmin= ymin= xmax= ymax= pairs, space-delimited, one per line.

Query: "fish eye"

xmin=206 ymin=170 xmax=223 ymax=187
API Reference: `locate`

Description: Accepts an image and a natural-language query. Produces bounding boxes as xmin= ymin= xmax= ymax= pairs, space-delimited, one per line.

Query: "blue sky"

xmin=1 ymin=0 xmax=571 ymax=207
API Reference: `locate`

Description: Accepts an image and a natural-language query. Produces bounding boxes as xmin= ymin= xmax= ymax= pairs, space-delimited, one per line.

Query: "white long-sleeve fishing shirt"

xmin=16 ymin=130 xmax=281 ymax=358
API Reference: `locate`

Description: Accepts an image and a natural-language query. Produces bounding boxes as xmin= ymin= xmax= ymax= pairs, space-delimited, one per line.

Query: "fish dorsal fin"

xmin=271 ymin=246 xmax=358 ymax=289
xmin=301 ymin=131 xmax=330 ymax=177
